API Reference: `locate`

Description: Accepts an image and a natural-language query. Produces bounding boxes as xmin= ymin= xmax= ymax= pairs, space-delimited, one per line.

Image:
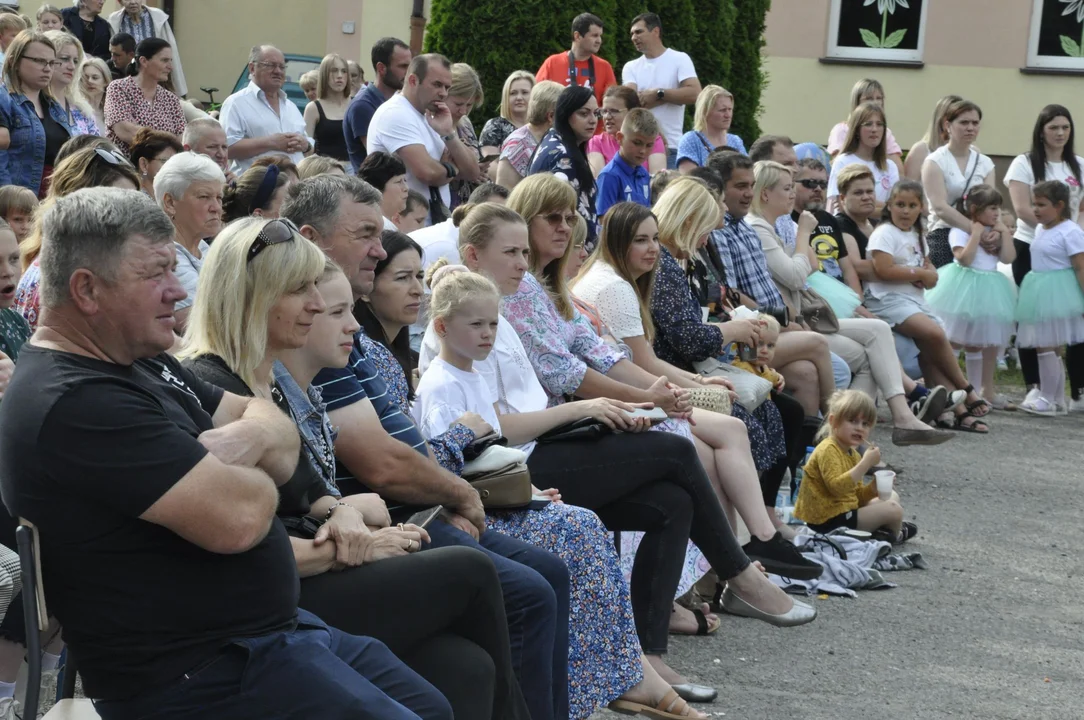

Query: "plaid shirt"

xmin=716 ymin=213 xmax=786 ymax=309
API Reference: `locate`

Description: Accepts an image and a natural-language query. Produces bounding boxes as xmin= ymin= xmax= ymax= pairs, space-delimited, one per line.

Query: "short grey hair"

xmin=153 ymin=152 xmax=226 ymax=207
xmin=40 ymin=188 xmax=175 ymax=309
xmin=248 ymin=44 xmax=281 ymax=64
xmin=281 ymin=175 xmax=382 ymax=237
xmin=182 ymin=117 xmax=224 ymax=148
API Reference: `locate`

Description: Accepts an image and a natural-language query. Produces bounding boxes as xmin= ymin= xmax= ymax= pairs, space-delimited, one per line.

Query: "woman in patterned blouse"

xmin=479 ymin=70 xmax=534 ymax=160
xmin=527 ymin=85 xmax=600 ymax=250
xmin=103 ymin=37 xmax=185 ymax=155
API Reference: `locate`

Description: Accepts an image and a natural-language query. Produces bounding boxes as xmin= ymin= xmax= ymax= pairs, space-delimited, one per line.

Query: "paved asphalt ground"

xmin=591 ymin=397 xmax=1084 ymax=720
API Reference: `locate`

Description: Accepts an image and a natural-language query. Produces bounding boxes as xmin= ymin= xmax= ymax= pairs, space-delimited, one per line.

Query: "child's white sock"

xmin=1037 ymin=351 xmax=1066 ymax=407
xmin=41 ymin=651 xmax=61 ymax=672
xmin=964 ymin=352 xmax=983 ymax=395
xmin=0 ymin=680 xmax=15 ymax=698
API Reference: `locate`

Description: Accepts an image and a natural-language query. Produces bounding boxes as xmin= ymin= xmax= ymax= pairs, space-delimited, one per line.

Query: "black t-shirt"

xmin=793 ymin=209 xmax=848 ymax=280
xmin=836 ymin=211 xmax=872 ymax=260
xmin=183 ymin=354 xmax=329 ymax=520
xmin=39 ymin=109 xmax=70 ymax=168
xmin=0 ymin=346 xmax=299 ymax=700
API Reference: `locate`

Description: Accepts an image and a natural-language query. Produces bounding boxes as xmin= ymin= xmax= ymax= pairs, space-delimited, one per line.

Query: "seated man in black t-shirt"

xmin=0 ymin=188 xmax=452 ymax=720
xmin=789 ymin=157 xmax=863 ymax=295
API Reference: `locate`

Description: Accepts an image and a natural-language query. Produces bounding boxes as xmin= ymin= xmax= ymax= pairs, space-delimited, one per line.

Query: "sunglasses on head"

xmin=94 ymin=148 xmax=132 ymax=167
xmin=247 ymin=218 xmax=299 ymax=263
xmin=797 ymin=179 xmax=828 ymax=190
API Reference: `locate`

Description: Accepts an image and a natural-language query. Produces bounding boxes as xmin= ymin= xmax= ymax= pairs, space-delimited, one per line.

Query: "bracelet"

xmin=324 ymin=501 xmax=349 ymax=521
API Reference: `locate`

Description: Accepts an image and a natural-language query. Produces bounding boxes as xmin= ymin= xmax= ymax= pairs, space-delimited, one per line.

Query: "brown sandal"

xmin=610 ymin=689 xmax=704 ymax=719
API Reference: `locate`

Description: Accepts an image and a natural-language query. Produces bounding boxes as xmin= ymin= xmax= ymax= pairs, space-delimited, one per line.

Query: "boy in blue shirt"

xmin=595 ymin=108 xmax=658 ymax=218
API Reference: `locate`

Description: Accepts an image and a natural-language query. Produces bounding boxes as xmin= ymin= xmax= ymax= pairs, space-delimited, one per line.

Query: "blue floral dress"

xmin=502 ymin=272 xmax=710 ymax=598
xmin=369 ymin=336 xmax=642 ymax=719
xmin=527 ymin=129 xmax=598 ymax=250
xmin=650 ymin=246 xmax=787 ymax=471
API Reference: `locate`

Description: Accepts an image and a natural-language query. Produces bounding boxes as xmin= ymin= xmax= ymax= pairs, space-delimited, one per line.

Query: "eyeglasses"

xmin=256 ymin=61 xmax=287 ymax=72
xmin=538 ymin=212 xmax=578 ymax=228
xmin=22 ymin=57 xmax=60 ymax=69
xmin=797 ymin=179 xmax=828 ymax=190
xmin=247 ymin=218 xmax=298 ymax=263
xmin=599 ymin=108 xmax=623 ymax=117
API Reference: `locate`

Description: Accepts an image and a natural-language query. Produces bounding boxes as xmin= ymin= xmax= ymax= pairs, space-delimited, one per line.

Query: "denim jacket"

xmin=272 ymin=361 xmax=342 ymax=498
xmin=0 ymin=87 xmax=75 ymax=192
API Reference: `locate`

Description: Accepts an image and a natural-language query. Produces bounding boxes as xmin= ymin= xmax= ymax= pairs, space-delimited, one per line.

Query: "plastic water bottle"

xmin=774 ymin=469 xmax=791 ymax=522
xmin=792 ymin=446 xmax=815 ymax=506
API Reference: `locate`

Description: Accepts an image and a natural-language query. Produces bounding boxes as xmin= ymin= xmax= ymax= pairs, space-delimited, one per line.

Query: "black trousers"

xmin=526 ymin=430 xmax=750 ymax=655
xmin=1014 ymin=238 xmax=1084 ymax=397
xmin=299 ymin=546 xmax=530 ymax=720
xmin=757 ymin=391 xmax=807 ymax=506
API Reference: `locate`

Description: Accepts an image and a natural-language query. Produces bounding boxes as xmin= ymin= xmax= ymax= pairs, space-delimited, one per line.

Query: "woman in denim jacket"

xmin=0 ymin=31 xmax=75 ymax=195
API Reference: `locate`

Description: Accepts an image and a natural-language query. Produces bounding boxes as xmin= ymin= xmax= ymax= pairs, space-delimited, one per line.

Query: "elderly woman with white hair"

xmin=152 ymin=151 xmax=225 ymax=331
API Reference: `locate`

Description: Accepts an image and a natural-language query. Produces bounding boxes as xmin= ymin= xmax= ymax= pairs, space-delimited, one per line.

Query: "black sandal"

xmin=963 ymin=385 xmax=991 ymax=417
xmin=897 ymin=521 xmax=918 ymax=543
xmin=953 ymin=412 xmax=989 ymax=434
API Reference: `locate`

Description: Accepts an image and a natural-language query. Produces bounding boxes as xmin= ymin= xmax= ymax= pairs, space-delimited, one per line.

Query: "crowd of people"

xmin=0 ymin=5 xmax=1081 ymax=720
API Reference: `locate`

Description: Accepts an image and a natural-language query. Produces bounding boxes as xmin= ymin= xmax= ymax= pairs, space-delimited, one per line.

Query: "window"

xmin=1027 ymin=0 xmax=1084 ymax=70
xmin=826 ymin=0 xmax=927 ymax=63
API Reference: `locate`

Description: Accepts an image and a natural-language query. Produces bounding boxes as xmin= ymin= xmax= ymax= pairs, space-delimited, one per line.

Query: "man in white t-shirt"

xmin=621 ymin=12 xmax=701 ymax=169
xmin=366 ymin=54 xmax=476 ymax=225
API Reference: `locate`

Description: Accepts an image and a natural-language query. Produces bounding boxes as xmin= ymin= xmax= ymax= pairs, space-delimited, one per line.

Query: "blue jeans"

xmin=92 ymin=610 xmax=451 ymax=720
xmin=427 ymin=521 xmax=569 ymax=720
xmin=830 ymin=350 xmax=852 ymax=390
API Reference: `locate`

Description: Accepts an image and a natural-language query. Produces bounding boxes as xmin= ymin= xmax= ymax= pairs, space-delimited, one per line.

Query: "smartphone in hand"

xmin=627 ymin=406 xmax=668 ymax=424
xmin=405 ymin=505 xmax=444 ymax=529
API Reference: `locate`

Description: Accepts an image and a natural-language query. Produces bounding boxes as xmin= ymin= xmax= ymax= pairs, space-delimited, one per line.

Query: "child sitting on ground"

xmin=0 ymin=186 xmax=37 ymax=244
xmin=596 ymin=108 xmax=659 ymax=218
xmin=794 ymin=389 xmax=917 ymax=543
xmin=731 ymin=313 xmax=785 ymax=392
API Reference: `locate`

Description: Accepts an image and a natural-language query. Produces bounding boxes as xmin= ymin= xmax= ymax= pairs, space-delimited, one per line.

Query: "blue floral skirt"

xmin=734 ymin=401 xmax=787 ymax=472
xmin=487 ymin=503 xmax=643 ymax=719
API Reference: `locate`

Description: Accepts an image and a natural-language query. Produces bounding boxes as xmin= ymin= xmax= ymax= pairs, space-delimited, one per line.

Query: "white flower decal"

xmin=859 ymin=0 xmax=912 ymax=49
xmin=1061 ymin=0 xmax=1084 ymax=24
xmin=863 ymin=0 xmax=910 ymax=15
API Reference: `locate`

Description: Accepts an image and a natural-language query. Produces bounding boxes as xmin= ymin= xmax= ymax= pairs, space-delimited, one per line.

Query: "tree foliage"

xmin=424 ymin=0 xmax=770 ymax=141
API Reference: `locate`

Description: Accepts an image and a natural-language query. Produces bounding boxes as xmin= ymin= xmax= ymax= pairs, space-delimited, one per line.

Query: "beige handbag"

xmin=691 ymin=358 xmax=772 ymax=411
xmin=462 ymin=446 xmax=533 ymax=509
xmin=686 ymin=386 xmax=733 ymax=416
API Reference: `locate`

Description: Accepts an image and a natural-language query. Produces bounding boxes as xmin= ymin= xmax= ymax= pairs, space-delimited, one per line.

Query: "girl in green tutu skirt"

xmin=1015 ymin=180 xmax=1084 ymax=415
xmin=925 ymin=185 xmax=1017 ymax=409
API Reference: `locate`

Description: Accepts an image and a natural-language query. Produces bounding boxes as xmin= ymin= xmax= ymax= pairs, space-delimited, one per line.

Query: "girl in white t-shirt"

xmin=827 ymin=102 xmax=899 ymax=214
xmin=1015 ymin=181 xmax=1084 ymax=415
xmin=925 ymin=185 xmax=1017 ymax=408
xmin=1004 ymin=104 xmax=1084 ymax=407
xmin=866 ymin=180 xmax=992 ymax=433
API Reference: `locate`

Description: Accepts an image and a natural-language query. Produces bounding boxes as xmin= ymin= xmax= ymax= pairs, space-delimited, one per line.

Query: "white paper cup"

xmin=874 ymin=470 xmax=895 ymax=500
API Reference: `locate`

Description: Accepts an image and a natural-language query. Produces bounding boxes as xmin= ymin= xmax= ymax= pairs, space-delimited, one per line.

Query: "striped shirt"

xmin=314 ymin=329 xmax=429 ymax=492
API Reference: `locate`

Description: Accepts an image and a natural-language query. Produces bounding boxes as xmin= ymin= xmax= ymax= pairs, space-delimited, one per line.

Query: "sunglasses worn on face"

xmin=539 ymin=212 xmax=578 ymax=228
xmin=797 ymin=179 xmax=828 ymax=190
xmin=247 ymin=218 xmax=298 ymax=263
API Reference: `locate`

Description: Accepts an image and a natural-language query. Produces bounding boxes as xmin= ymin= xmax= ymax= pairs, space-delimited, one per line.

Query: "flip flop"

xmin=953 ymin=412 xmax=989 ymax=434
xmin=669 ymin=606 xmax=719 ymax=636
xmin=610 ymin=689 xmax=706 ymax=719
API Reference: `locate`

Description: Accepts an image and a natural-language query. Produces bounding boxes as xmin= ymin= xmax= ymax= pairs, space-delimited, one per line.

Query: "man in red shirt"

xmin=536 ymin=13 xmax=616 ymax=113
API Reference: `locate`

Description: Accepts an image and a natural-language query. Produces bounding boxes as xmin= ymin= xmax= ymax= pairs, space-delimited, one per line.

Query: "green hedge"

xmin=424 ymin=1 xmax=770 ymax=142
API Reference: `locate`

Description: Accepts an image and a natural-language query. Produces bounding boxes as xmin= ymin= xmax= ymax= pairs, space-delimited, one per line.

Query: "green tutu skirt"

xmin=806 ymin=271 xmax=862 ymax=319
xmin=925 ymin=263 xmax=1016 ymax=347
xmin=1016 ymin=268 xmax=1084 ymax=348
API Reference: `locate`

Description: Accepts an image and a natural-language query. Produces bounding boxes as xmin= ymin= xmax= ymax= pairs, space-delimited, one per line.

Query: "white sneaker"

xmin=1024 ymin=387 xmax=1042 ymax=404
xmin=0 ymin=697 xmax=17 ymax=720
xmin=38 ymin=668 xmax=60 ymax=717
xmin=1019 ymin=395 xmax=1058 ymax=417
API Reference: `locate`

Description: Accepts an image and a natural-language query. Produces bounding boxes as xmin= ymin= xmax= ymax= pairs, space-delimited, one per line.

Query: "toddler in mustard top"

xmin=732 ymin=313 xmax=785 ymax=391
xmin=794 ymin=390 xmax=917 ymax=543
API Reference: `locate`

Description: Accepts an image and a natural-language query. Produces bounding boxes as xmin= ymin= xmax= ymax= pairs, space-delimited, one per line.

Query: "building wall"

xmin=760 ymin=0 xmax=1083 ymax=159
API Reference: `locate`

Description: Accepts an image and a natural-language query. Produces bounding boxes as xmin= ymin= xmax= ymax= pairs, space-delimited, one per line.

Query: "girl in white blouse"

xmin=827 ymin=102 xmax=899 ymax=214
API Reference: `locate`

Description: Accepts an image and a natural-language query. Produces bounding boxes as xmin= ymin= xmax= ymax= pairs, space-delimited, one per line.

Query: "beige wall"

xmin=761 ymin=0 xmax=1082 ymax=158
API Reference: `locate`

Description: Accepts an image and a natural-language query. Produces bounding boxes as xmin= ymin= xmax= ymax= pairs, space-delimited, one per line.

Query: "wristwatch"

xmin=656 ymin=89 xmax=665 ymax=101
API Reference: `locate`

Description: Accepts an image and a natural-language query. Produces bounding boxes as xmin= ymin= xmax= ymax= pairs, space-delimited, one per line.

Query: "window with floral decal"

xmin=1027 ymin=0 xmax=1084 ymax=69
xmin=826 ymin=0 xmax=927 ymax=63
